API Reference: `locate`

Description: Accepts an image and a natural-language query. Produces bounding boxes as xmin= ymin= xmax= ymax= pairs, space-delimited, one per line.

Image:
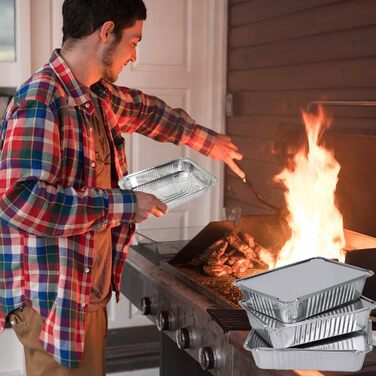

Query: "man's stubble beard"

xmin=101 ymin=39 xmax=119 ymax=82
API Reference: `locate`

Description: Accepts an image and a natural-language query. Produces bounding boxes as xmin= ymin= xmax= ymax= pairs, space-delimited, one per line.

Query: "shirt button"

xmin=91 ymin=162 xmax=96 ymax=168
xmin=85 ymin=103 xmax=90 ymax=108
xmin=84 ymin=268 xmax=90 ymax=274
xmin=81 ymin=303 xmax=86 ymax=308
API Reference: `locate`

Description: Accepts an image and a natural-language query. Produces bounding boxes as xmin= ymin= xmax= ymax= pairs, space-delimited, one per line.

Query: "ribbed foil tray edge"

xmin=240 ymin=297 xmax=376 ymax=348
xmin=242 ymin=277 xmax=367 ymax=323
xmin=235 ymin=257 xmax=373 ymax=323
xmin=244 ymin=322 xmax=373 ymax=372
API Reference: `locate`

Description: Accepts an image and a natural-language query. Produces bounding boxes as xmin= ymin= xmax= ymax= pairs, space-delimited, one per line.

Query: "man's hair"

xmin=62 ymin=0 xmax=147 ymax=44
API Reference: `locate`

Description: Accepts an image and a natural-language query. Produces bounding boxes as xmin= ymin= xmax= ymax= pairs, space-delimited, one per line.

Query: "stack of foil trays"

xmin=234 ymin=257 xmax=375 ymax=372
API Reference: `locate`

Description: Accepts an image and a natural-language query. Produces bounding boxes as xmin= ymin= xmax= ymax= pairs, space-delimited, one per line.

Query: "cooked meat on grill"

xmin=188 ymin=238 xmax=226 ymax=266
xmin=227 ymin=250 xmax=244 ymax=266
xmin=192 ymin=231 xmax=274 ymax=278
xmin=226 ymin=231 xmax=257 ymax=260
xmin=238 ymin=231 xmax=255 ymax=249
xmin=231 ymin=258 xmax=253 ymax=273
xmin=203 ymin=264 xmax=232 ymax=277
xmin=207 ymin=240 xmax=228 ymax=266
xmin=207 ymin=255 xmax=229 ymax=266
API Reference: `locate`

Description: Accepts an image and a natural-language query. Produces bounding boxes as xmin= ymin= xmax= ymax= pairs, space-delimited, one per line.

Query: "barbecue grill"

xmin=121 ymin=214 xmax=376 ymax=375
xmin=121 ymin=100 xmax=376 ymax=375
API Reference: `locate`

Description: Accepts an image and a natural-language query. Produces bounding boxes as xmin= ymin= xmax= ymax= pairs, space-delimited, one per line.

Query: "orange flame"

xmin=275 ymin=107 xmax=345 ymax=267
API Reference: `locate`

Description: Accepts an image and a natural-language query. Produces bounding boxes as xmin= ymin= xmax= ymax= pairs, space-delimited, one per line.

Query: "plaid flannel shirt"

xmin=0 ymin=50 xmax=217 ymax=367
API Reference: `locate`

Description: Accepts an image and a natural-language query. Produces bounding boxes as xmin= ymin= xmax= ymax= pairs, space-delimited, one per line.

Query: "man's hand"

xmin=134 ymin=192 xmax=168 ymax=223
xmin=209 ymin=134 xmax=245 ymax=179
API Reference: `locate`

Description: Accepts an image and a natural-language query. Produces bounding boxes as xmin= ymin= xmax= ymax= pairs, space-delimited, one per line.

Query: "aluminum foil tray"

xmin=244 ymin=322 xmax=373 ymax=372
xmin=239 ymin=296 xmax=376 ymax=348
xmin=234 ymin=257 xmax=373 ymax=323
xmin=118 ymin=158 xmax=217 ymax=209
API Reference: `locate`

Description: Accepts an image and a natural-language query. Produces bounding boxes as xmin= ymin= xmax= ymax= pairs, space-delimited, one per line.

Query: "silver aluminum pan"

xmin=244 ymin=322 xmax=373 ymax=372
xmin=234 ymin=257 xmax=373 ymax=323
xmin=118 ymin=158 xmax=217 ymax=209
xmin=239 ymin=296 xmax=376 ymax=348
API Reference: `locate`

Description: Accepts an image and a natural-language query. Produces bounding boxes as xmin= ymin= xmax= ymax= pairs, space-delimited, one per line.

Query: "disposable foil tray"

xmin=244 ymin=322 xmax=373 ymax=372
xmin=239 ymin=297 xmax=376 ymax=348
xmin=118 ymin=158 xmax=217 ymax=209
xmin=234 ymin=257 xmax=373 ymax=323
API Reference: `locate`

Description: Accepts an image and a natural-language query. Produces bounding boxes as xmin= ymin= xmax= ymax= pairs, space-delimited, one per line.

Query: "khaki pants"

xmin=8 ymin=306 xmax=107 ymax=376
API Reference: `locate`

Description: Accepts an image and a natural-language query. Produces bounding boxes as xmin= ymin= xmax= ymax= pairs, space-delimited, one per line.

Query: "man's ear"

xmin=99 ymin=21 xmax=115 ymax=43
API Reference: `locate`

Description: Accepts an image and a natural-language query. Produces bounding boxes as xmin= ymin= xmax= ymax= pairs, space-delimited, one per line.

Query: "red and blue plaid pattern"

xmin=0 ymin=50 xmax=216 ymax=367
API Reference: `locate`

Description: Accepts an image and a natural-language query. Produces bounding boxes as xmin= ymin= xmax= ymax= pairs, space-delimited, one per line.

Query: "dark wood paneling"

xmin=230 ymin=26 xmax=376 ymax=70
xmin=227 ymin=116 xmax=282 ymax=138
xmin=228 ymin=57 xmax=376 ymax=91
xmin=225 ymin=172 xmax=283 ymax=207
xmin=230 ymin=0 xmax=342 ymax=26
xmin=324 ymin=133 xmax=376 ymax=236
xmin=229 ymin=0 xmax=248 ymax=5
xmin=231 ymin=135 xmax=277 ymax=163
xmin=224 ymin=197 xmax=275 ymax=215
xmin=230 ymin=90 xmax=376 ymax=119
xmin=225 ymin=159 xmax=283 ymax=201
xmin=226 ymin=0 xmax=376 ymax=228
xmin=230 ymin=0 xmax=376 ymax=48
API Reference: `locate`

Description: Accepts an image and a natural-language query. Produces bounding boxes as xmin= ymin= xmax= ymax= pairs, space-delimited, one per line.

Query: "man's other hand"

xmin=209 ymin=134 xmax=245 ymax=179
xmin=134 ymin=192 xmax=168 ymax=223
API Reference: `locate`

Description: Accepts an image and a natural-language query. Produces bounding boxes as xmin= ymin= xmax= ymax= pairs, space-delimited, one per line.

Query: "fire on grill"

xmin=164 ymin=105 xmax=376 ymax=309
xmin=179 ymin=105 xmax=347 ymax=284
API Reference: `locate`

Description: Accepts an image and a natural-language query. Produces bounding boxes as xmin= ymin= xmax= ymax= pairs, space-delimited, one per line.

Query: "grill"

xmin=162 ymin=215 xmax=376 ymax=312
xmin=122 ymin=214 xmax=376 ymax=375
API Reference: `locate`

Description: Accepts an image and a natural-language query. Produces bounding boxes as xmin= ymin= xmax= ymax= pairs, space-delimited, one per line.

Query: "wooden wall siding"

xmin=230 ymin=0 xmax=376 ymax=47
xmin=226 ymin=0 xmax=376 ymax=236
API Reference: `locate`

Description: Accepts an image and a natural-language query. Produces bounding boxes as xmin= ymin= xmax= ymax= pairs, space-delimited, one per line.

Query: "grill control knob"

xmin=175 ymin=328 xmax=191 ymax=349
xmin=157 ymin=311 xmax=171 ymax=331
xmin=199 ymin=346 xmax=216 ymax=370
xmin=140 ymin=297 xmax=152 ymax=316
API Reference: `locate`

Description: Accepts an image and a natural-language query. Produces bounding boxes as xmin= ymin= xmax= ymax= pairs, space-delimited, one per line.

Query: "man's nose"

xmin=130 ymin=49 xmax=137 ymax=62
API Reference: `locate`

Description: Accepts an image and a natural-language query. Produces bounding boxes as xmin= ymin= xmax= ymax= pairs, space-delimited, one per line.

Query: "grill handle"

xmin=307 ymin=100 xmax=376 ymax=112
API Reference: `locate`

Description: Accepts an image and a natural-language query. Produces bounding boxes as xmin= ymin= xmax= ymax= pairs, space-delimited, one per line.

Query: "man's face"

xmin=101 ymin=20 xmax=143 ymax=82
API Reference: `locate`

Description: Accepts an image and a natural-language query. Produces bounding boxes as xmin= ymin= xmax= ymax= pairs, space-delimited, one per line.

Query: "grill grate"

xmin=207 ymin=309 xmax=251 ymax=333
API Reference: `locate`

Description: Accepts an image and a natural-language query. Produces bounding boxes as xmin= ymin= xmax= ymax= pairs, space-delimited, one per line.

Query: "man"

xmin=0 ymin=0 xmax=244 ymax=374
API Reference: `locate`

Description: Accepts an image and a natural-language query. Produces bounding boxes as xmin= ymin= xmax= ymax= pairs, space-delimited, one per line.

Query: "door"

xmin=119 ymin=0 xmax=227 ymax=234
xmin=109 ymin=0 xmax=227 ymax=329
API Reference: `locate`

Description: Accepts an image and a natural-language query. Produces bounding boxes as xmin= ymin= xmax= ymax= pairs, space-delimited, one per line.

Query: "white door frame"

xmin=205 ymin=0 xmax=228 ymax=221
